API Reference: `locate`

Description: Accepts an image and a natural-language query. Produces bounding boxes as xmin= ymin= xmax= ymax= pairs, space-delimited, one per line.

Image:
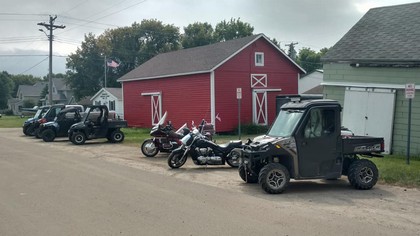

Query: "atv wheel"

xmin=71 ymin=132 xmax=86 ymax=145
xmin=26 ymin=125 xmax=36 ymax=136
xmin=35 ymin=128 xmax=42 ymax=139
xmin=23 ymin=126 xmax=29 ymax=135
xmin=168 ymin=151 xmax=187 ymax=169
xmin=141 ymin=139 xmax=159 ymax=157
xmin=238 ymin=165 xmax=258 ymax=183
xmin=348 ymin=159 xmax=378 ymax=190
xmin=226 ymin=149 xmax=241 ymax=167
xmin=42 ymin=129 xmax=56 ymax=142
xmin=259 ymin=163 xmax=290 ymax=194
xmin=109 ymin=130 xmax=125 ymax=143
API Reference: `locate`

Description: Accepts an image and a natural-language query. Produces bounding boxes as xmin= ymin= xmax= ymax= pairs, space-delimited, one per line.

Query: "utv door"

xmin=295 ymin=106 xmax=342 ymax=178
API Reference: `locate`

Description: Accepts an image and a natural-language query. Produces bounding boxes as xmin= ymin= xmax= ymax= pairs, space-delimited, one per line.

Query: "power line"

xmin=19 ymin=56 xmax=49 ymax=74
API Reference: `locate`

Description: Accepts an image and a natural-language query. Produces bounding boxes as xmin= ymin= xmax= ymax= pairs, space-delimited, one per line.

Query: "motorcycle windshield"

xmin=181 ymin=133 xmax=191 ymax=145
xmin=175 ymin=123 xmax=187 ymax=134
xmin=157 ymin=111 xmax=167 ymax=126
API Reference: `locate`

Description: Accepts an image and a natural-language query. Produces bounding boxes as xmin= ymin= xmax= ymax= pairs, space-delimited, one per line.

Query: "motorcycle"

xmin=141 ymin=112 xmax=190 ymax=157
xmin=167 ymin=120 xmax=242 ymax=168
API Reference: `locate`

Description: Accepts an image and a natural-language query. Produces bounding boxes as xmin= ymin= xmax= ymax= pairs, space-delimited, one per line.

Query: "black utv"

xmin=239 ymin=99 xmax=384 ymax=194
xmin=68 ymin=105 xmax=127 ymax=145
xmin=39 ymin=107 xmax=83 ymax=142
xmin=22 ymin=105 xmax=50 ymax=136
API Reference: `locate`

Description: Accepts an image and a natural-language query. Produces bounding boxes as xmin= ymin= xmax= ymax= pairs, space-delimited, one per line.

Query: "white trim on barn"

xmin=210 ymin=71 xmax=216 ymax=129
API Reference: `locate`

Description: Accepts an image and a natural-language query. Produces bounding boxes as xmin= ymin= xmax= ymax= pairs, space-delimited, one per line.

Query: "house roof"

xmin=53 ymin=78 xmax=70 ymax=91
xmin=118 ymin=34 xmax=305 ymax=82
xmin=322 ymin=2 xmax=420 ymax=64
xmin=17 ymin=82 xmax=47 ymax=97
xmin=90 ymin=87 xmax=122 ymax=101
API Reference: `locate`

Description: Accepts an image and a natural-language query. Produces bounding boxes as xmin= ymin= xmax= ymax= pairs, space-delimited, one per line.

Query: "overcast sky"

xmin=0 ymin=0 xmax=418 ymax=77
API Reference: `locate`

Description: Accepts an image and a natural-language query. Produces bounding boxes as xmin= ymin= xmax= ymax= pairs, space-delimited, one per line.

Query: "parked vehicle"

xmin=141 ymin=112 xmax=190 ymax=157
xmin=39 ymin=107 xmax=83 ymax=142
xmin=167 ymin=120 xmax=242 ymax=168
xmin=239 ymin=99 xmax=384 ymax=194
xmin=22 ymin=105 xmax=50 ymax=136
xmin=68 ymin=105 xmax=127 ymax=145
xmin=31 ymin=104 xmax=84 ymax=138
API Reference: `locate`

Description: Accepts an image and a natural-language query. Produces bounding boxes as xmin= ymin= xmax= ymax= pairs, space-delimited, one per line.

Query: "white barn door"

xmin=151 ymin=94 xmax=162 ymax=125
xmin=252 ymin=90 xmax=268 ymax=125
xmin=343 ymin=88 xmax=395 ymax=153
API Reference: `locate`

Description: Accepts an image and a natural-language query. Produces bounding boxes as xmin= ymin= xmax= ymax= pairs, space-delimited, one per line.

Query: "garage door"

xmin=342 ymin=88 xmax=395 ymax=153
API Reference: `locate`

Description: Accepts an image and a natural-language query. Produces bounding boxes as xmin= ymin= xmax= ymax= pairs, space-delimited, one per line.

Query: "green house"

xmin=322 ymin=2 xmax=420 ymax=155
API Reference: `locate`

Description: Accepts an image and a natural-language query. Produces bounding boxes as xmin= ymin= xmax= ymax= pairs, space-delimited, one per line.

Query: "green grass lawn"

xmin=2 ymin=117 xmax=419 ymax=188
xmin=0 ymin=115 xmax=27 ymax=128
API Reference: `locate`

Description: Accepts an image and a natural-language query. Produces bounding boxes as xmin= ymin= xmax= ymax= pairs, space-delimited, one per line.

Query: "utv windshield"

xmin=267 ymin=109 xmax=304 ymax=137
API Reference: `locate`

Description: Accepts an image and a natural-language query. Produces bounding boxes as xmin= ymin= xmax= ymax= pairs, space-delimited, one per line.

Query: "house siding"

xmin=323 ymin=63 xmax=420 ymax=155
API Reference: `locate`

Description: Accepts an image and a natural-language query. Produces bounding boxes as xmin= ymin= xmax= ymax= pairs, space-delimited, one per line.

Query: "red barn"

xmin=118 ymin=34 xmax=305 ymax=132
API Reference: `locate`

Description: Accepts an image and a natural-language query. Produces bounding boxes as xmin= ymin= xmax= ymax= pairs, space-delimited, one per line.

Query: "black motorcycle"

xmin=167 ymin=120 xmax=242 ymax=168
xmin=141 ymin=112 xmax=190 ymax=157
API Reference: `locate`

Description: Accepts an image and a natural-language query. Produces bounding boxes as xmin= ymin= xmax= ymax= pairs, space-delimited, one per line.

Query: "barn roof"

xmin=118 ymin=34 xmax=305 ymax=82
xmin=322 ymin=2 xmax=420 ymax=64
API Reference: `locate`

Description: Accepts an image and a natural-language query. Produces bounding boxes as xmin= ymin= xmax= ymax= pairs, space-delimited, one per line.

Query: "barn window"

xmin=255 ymin=52 xmax=264 ymax=66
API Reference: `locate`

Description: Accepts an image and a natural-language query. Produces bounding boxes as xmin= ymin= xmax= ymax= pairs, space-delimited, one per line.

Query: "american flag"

xmin=107 ymin=59 xmax=120 ymax=68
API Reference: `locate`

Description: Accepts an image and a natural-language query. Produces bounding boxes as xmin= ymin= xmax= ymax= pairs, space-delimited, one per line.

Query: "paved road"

xmin=0 ymin=128 xmax=419 ymax=236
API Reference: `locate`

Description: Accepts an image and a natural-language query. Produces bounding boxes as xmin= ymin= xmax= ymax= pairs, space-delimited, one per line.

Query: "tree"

xmin=66 ymin=33 xmax=104 ymax=100
xmin=0 ymin=71 xmax=13 ymax=109
xmin=181 ymin=22 xmax=215 ymax=48
xmin=214 ymin=18 xmax=254 ymax=42
xmin=296 ymin=47 xmax=329 ymax=73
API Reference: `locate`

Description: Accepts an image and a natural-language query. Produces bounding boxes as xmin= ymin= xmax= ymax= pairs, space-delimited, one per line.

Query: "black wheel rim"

xmin=267 ymin=169 xmax=286 ymax=190
xmin=359 ymin=167 xmax=374 ymax=184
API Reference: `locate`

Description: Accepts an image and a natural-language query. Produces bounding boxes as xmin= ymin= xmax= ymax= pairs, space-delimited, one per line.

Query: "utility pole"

xmin=38 ymin=16 xmax=65 ymax=105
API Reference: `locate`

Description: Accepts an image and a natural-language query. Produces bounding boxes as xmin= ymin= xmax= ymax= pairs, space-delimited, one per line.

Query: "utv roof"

xmin=281 ymin=99 xmax=341 ymax=109
xmin=58 ymin=107 xmax=81 ymax=114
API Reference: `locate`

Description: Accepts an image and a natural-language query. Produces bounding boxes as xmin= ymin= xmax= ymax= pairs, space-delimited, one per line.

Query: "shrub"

xmin=236 ymin=123 xmax=268 ymax=135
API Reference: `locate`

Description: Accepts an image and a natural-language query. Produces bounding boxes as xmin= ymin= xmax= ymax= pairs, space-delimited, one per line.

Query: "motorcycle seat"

xmin=219 ymin=140 xmax=242 ymax=149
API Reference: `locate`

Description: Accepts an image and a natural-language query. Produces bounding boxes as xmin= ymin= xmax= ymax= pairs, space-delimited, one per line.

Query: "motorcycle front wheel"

xmin=226 ymin=149 xmax=241 ymax=167
xmin=168 ymin=151 xmax=187 ymax=169
xmin=141 ymin=139 xmax=159 ymax=157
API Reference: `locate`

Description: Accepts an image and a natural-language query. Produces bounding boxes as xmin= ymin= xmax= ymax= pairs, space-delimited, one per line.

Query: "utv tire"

xmin=27 ymin=125 xmax=36 ymax=136
xmin=23 ymin=126 xmax=29 ymax=135
xmin=42 ymin=129 xmax=56 ymax=142
xmin=259 ymin=163 xmax=290 ymax=194
xmin=71 ymin=132 xmax=86 ymax=145
xmin=348 ymin=159 xmax=378 ymax=190
xmin=35 ymin=129 xmax=42 ymax=139
xmin=226 ymin=149 xmax=241 ymax=167
xmin=238 ymin=165 xmax=258 ymax=183
xmin=109 ymin=130 xmax=125 ymax=143
xmin=141 ymin=139 xmax=159 ymax=157
xmin=168 ymin=151 xmax=187 ymax=169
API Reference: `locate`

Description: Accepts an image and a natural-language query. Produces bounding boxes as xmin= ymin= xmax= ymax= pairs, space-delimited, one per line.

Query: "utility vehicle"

xmin=239 ymin=99 xmax=384 ymax=194
xmin=39 ymin=107 xmax=83 ymax=142
xmin=68 ymin=105 xmax=127 ymax=145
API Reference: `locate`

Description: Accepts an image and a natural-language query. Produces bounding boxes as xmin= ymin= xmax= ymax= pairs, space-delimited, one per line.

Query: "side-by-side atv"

xmin=239 ymin=99 xmax=384 ymax=194
xmin=68 ymin=105 xmax=127 ymax=145
xmin=39 ymin=107 xmax=83 ymax=142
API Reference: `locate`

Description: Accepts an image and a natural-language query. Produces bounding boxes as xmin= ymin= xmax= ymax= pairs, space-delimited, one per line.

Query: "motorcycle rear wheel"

xmin=141 ymin=139 xmax=159 ymax=157
xmin=168 ymin=151 xmax=187 ymax=169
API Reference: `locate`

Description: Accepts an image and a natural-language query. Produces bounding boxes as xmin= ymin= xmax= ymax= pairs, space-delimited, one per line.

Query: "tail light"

xmin=39 ymin=118 xmax=47 ymax=124
xmin=381 ymin=141 xmax=385 ymax=152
